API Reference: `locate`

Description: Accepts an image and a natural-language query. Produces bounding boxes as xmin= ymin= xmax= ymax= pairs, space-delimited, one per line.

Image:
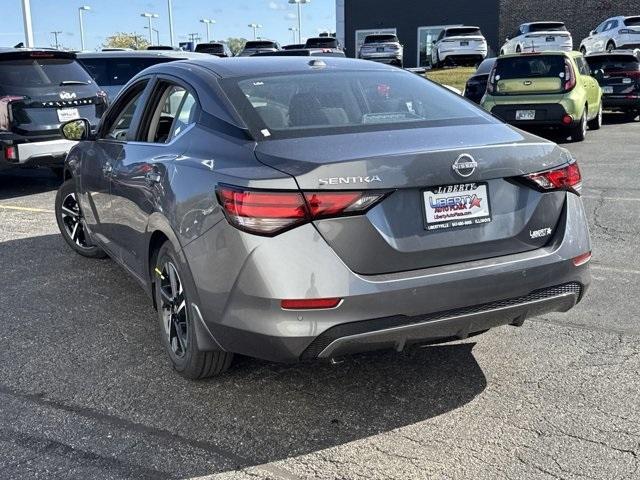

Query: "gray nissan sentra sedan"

xmin=55 ymin=57 xmax=591 ymax=379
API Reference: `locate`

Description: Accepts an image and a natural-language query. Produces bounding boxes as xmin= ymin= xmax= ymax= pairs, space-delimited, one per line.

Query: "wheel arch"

xmin=146 ymin=213 xmax=184 ymax=309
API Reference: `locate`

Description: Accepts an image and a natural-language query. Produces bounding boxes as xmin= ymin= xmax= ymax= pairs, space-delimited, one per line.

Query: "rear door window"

xmin=0 ymin=57 xmax=93 ymax=89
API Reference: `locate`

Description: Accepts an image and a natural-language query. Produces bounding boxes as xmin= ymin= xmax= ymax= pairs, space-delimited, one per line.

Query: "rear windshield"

xmin=364 ymin=35 xmax=398 ymax=44
xmin=586 ymin=55 xmax=640 ymax=72
xmin=528 ymin=23 xmax=566 ymax=32
xmin=305 ymin=38 xmax=338 ymax=48
xmin=79 ymin=57 xmax=171 ymax=86
xmin=195 ymin=44 xmax=225 ymax=54
xmin=0 ymin=57 xmax=94 ymax=89
xmin=221 ymin=70 xmax=491 ymax=140
xmin=624 ymin=17 xmax=640 ymax=27
xmin=495 ymin=55 xmax=565 ymax=79
xmin=475 ymin=58 xmax=496 ymax=75
xmin=445 ymin=28 xmax=482 ymax=37
xmin=245 ymin=41 xmax=277 ymax=49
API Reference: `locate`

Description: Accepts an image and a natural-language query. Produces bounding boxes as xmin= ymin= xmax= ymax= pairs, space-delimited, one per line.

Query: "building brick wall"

xmin=499 ymin=1 xmax=640 ymax=50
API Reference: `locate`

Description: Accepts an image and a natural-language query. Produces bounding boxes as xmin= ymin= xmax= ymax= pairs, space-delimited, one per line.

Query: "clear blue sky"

xmin=3 ymin=0 xmax=336 ymax=50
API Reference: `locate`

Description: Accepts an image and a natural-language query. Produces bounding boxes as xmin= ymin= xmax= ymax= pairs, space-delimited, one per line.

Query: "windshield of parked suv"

xmin=195 ymin=44 xmax=225 ymax=54
xmin=364 ymin=35 xmax=398 ymax=44
xmin=244 ymin=41 xmax=277 ymax=49
xmin=0 ymin=57 xmax=94 ymax=89
xmin=79 ymin=57 xmax=172 ymax=86
xmin=495 ymin=55 xmax=565 ymax=79
xmin=528 ymin=23 xmax=567 ymax=32
xmin=222 ymin=70 xmax=491 ymax=139
xmin=586 ymin=55 xmax=640 ymax=72
xmin=445 ymin=28 xmax=482 ymax=37
xmin=305 ymin=38 xmax=338 ymax=48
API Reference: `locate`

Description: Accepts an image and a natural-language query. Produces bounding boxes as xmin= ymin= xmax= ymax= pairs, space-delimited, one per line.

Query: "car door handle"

xmin=151 ymin=154 xmax=180 ymax=161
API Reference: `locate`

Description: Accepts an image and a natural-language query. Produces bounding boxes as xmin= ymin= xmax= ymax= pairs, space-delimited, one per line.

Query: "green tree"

xmin=102 ymin=33 xmax=150 ymax=50
xmin=226 ymin=37 xmax=247 ymax=56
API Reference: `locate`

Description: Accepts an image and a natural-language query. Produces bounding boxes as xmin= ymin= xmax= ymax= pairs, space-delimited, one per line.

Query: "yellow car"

xmin=482 ymin=51 xmax=603 ymax=141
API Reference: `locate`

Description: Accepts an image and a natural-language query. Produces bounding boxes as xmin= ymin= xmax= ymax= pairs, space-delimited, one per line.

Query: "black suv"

xmin=194 ymin=42 xmax=233 ymax=57
xmin=0 ymin=49 xmax=106 ymax=176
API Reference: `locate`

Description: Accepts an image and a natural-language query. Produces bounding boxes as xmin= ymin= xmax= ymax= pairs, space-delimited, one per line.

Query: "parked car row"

xmin=463 ymin=49 xmax=639 ymax=141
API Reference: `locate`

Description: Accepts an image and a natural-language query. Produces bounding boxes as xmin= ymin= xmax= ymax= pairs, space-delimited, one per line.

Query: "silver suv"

xmin=358 ymin=34 xmax=403 ymax=67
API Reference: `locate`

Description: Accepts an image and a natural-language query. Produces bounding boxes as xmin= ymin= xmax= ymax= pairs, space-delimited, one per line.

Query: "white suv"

xmin=500 ymin=22 xmax=573 ymax=55
xmin=580 ymin=16 xmax=640 ymax=55
xmin=431 ymin=26 xmax=487 ymax=67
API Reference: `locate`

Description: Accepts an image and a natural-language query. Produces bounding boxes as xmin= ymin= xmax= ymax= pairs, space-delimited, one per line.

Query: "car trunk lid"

xmin=255 ymin=124 xmax=571 ymax=274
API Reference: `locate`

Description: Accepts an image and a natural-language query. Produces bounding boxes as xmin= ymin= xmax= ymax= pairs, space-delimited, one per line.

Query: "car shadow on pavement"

xmin=0 ymin=168 xmax=61 ymax=200
xmin=0 ymin=235 xmax=488 ymax=478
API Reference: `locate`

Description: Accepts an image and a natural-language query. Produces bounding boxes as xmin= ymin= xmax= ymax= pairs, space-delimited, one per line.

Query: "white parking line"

xmin=582 ymin=195 xmax=640 ymax=202
xmin=0 ymin=205 xmax=54 ymax=214
xmin=591 ymin=265 xmax=640 ymax=276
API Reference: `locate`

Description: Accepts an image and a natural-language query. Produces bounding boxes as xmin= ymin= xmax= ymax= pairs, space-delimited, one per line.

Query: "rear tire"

xmin=516 ymin=45 xmax=522 ymax=53
xmin=606 ymin=41 xmax=615 ymax=53
xmin=571 ymin=110 xmax=588 ymax=142
xmin=55 ymin=179 xmax=107 ymax=259
xmin=153 ymin=241 xmax=233 ymax=379
xmin=624 ymin=109 xmax=639 ymax=121
xmin=588 ymin=103 xmax=602 ymax=130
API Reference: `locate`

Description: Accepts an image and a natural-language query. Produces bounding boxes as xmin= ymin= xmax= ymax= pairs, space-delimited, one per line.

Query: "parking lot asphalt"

xmin=0 ymin=114 xmax=639 ymax=480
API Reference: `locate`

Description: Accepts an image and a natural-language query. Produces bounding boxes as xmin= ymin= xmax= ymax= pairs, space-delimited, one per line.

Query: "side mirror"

xmin=590 ymin=30 xmax=596 ymax=36
xmin=60 ymin=118 xmax=92 ymax=141
xmin=505 ymin=36 xmax=511 ymax=41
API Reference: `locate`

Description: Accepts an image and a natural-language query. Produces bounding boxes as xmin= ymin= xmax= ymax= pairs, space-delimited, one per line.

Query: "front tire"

xmin=588 ymin=102 xmax=602 ymax=130
xmin=55 ymin=179 xmax=107 ymax=258
xmin=153 ymin=241 xmax=233 ymax=379
xmin=515 ymin=45 xmax=522 ymax=53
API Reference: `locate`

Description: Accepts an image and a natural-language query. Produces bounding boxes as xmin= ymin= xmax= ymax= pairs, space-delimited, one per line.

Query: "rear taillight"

xmin=524 ymin=161 xmax=582 ymax=195
xmin=563 ymin=58 xmax=576 ymax=92
xmin=486 ymin=64 xmax=497 ymax=94
xmin=216 ymin=185 xmax=389 ymax=236
xmin=0 ymin=96 xmax=24 ymax=131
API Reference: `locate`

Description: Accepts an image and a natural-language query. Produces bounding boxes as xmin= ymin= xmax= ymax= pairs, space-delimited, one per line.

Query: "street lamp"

xmin=167 ymin=0 xmax=175 ymax=46
xmin=51 ymin=31 xmax=62 ymax=49
xmin=78 ymin=6 xmax=91 ymax=51
xmin=200 ymin=18 xmax=215 ymax=42
xmin=141 ymin=12 xmax=159 ymax=45
xmin=288 ymin=0 xmax=310 ymax=44
xmin=288 ymin=27 xmax=298 ymax=44
xmin=144 ymin=26 xmax=160 ymax=46
xmin=248 ymin=23 xmax=262 ymax=41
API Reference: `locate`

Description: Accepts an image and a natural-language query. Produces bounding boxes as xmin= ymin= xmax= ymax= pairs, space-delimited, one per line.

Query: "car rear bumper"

xmin=1 ymin=139 xmax=76 ymax=169
xmin=602 ymin=95 xmax=640 ymax=109
xmin=183 ymin=193 xmax=591 ymax=362
xmin=360 ymin=54 xmax=403 ymax=64
xmin=438 ymin=50 xmax=487 ymax=63
xmin=488 ymin=103 xmax=579 ymax=127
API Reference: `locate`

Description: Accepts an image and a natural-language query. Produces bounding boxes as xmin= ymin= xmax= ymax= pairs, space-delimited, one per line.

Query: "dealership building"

xmin=336 ymin=0 xmax=640 ymax=68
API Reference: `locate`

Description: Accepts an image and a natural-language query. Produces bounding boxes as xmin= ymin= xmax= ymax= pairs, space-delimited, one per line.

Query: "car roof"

xmin=521 ymin=21 xmax=565 ymax=26
xmin=76 ymin=50 xmax=206 ymax=59
xmin=445 ymin=25 xmax=480 ymax=30
xmin=0 ymin=48 xmax=76 ymax=59
xmin=140 ymin=56 xmax=398 ymax=79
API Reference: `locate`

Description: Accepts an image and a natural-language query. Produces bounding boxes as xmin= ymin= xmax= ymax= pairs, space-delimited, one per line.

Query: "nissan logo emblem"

xmin=452 ymin=154 xmax=478 ymax=178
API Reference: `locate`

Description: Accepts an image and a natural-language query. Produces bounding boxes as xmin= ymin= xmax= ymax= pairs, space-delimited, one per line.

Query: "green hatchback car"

xmin=482 ymin=51 xmax=603 ymax=141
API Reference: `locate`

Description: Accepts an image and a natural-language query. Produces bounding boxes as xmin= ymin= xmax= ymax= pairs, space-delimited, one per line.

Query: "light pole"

xmin=200 ymin=19 xmax=215 ymax=42
xmin=248 ymin=23 xmax=262 ymax=40
xmin=141 ymin=13 xmax=159 ymax=45
xmin=288 ymin=27 xmax=298 ymax=44
xmin=167 ymin=0 xmax=175 ymax=46
xmin=145 ymin=26 xmax=160 ymax=46
xmin=21 ymin=0 xmax=34 ymax=47
xmin=288 ymin=0 xmax=310 ymax=44
xmin=78 ymin=6 xmax=91 ymax=51
xmin=51 ymin=31 xmax=62 ymax=49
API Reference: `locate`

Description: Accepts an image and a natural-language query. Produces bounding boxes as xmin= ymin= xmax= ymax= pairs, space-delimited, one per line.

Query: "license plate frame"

xmin=516 ymin=109 xmax=536 ymax=121
xmin=57 ymin=107 xmax=80 ymax=123
xmin=376 ymin=47 xmax=385 ymax=52
xmin=460 ymin=41 xmax=469 ymax=46
xmin=422 ymin=182 xmax=492 ymax=232
xmin=546 ymin=36 xmax=556 ymax=42
xmin=603 ymin=86 xmax=614 ymax=94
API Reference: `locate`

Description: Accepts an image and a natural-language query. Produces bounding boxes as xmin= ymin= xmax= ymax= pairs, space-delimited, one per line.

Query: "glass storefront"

xmin=354 ymin=28 xmax=397 ymax=58
xmin=417 ymin=25 xmax=461 ymax=67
